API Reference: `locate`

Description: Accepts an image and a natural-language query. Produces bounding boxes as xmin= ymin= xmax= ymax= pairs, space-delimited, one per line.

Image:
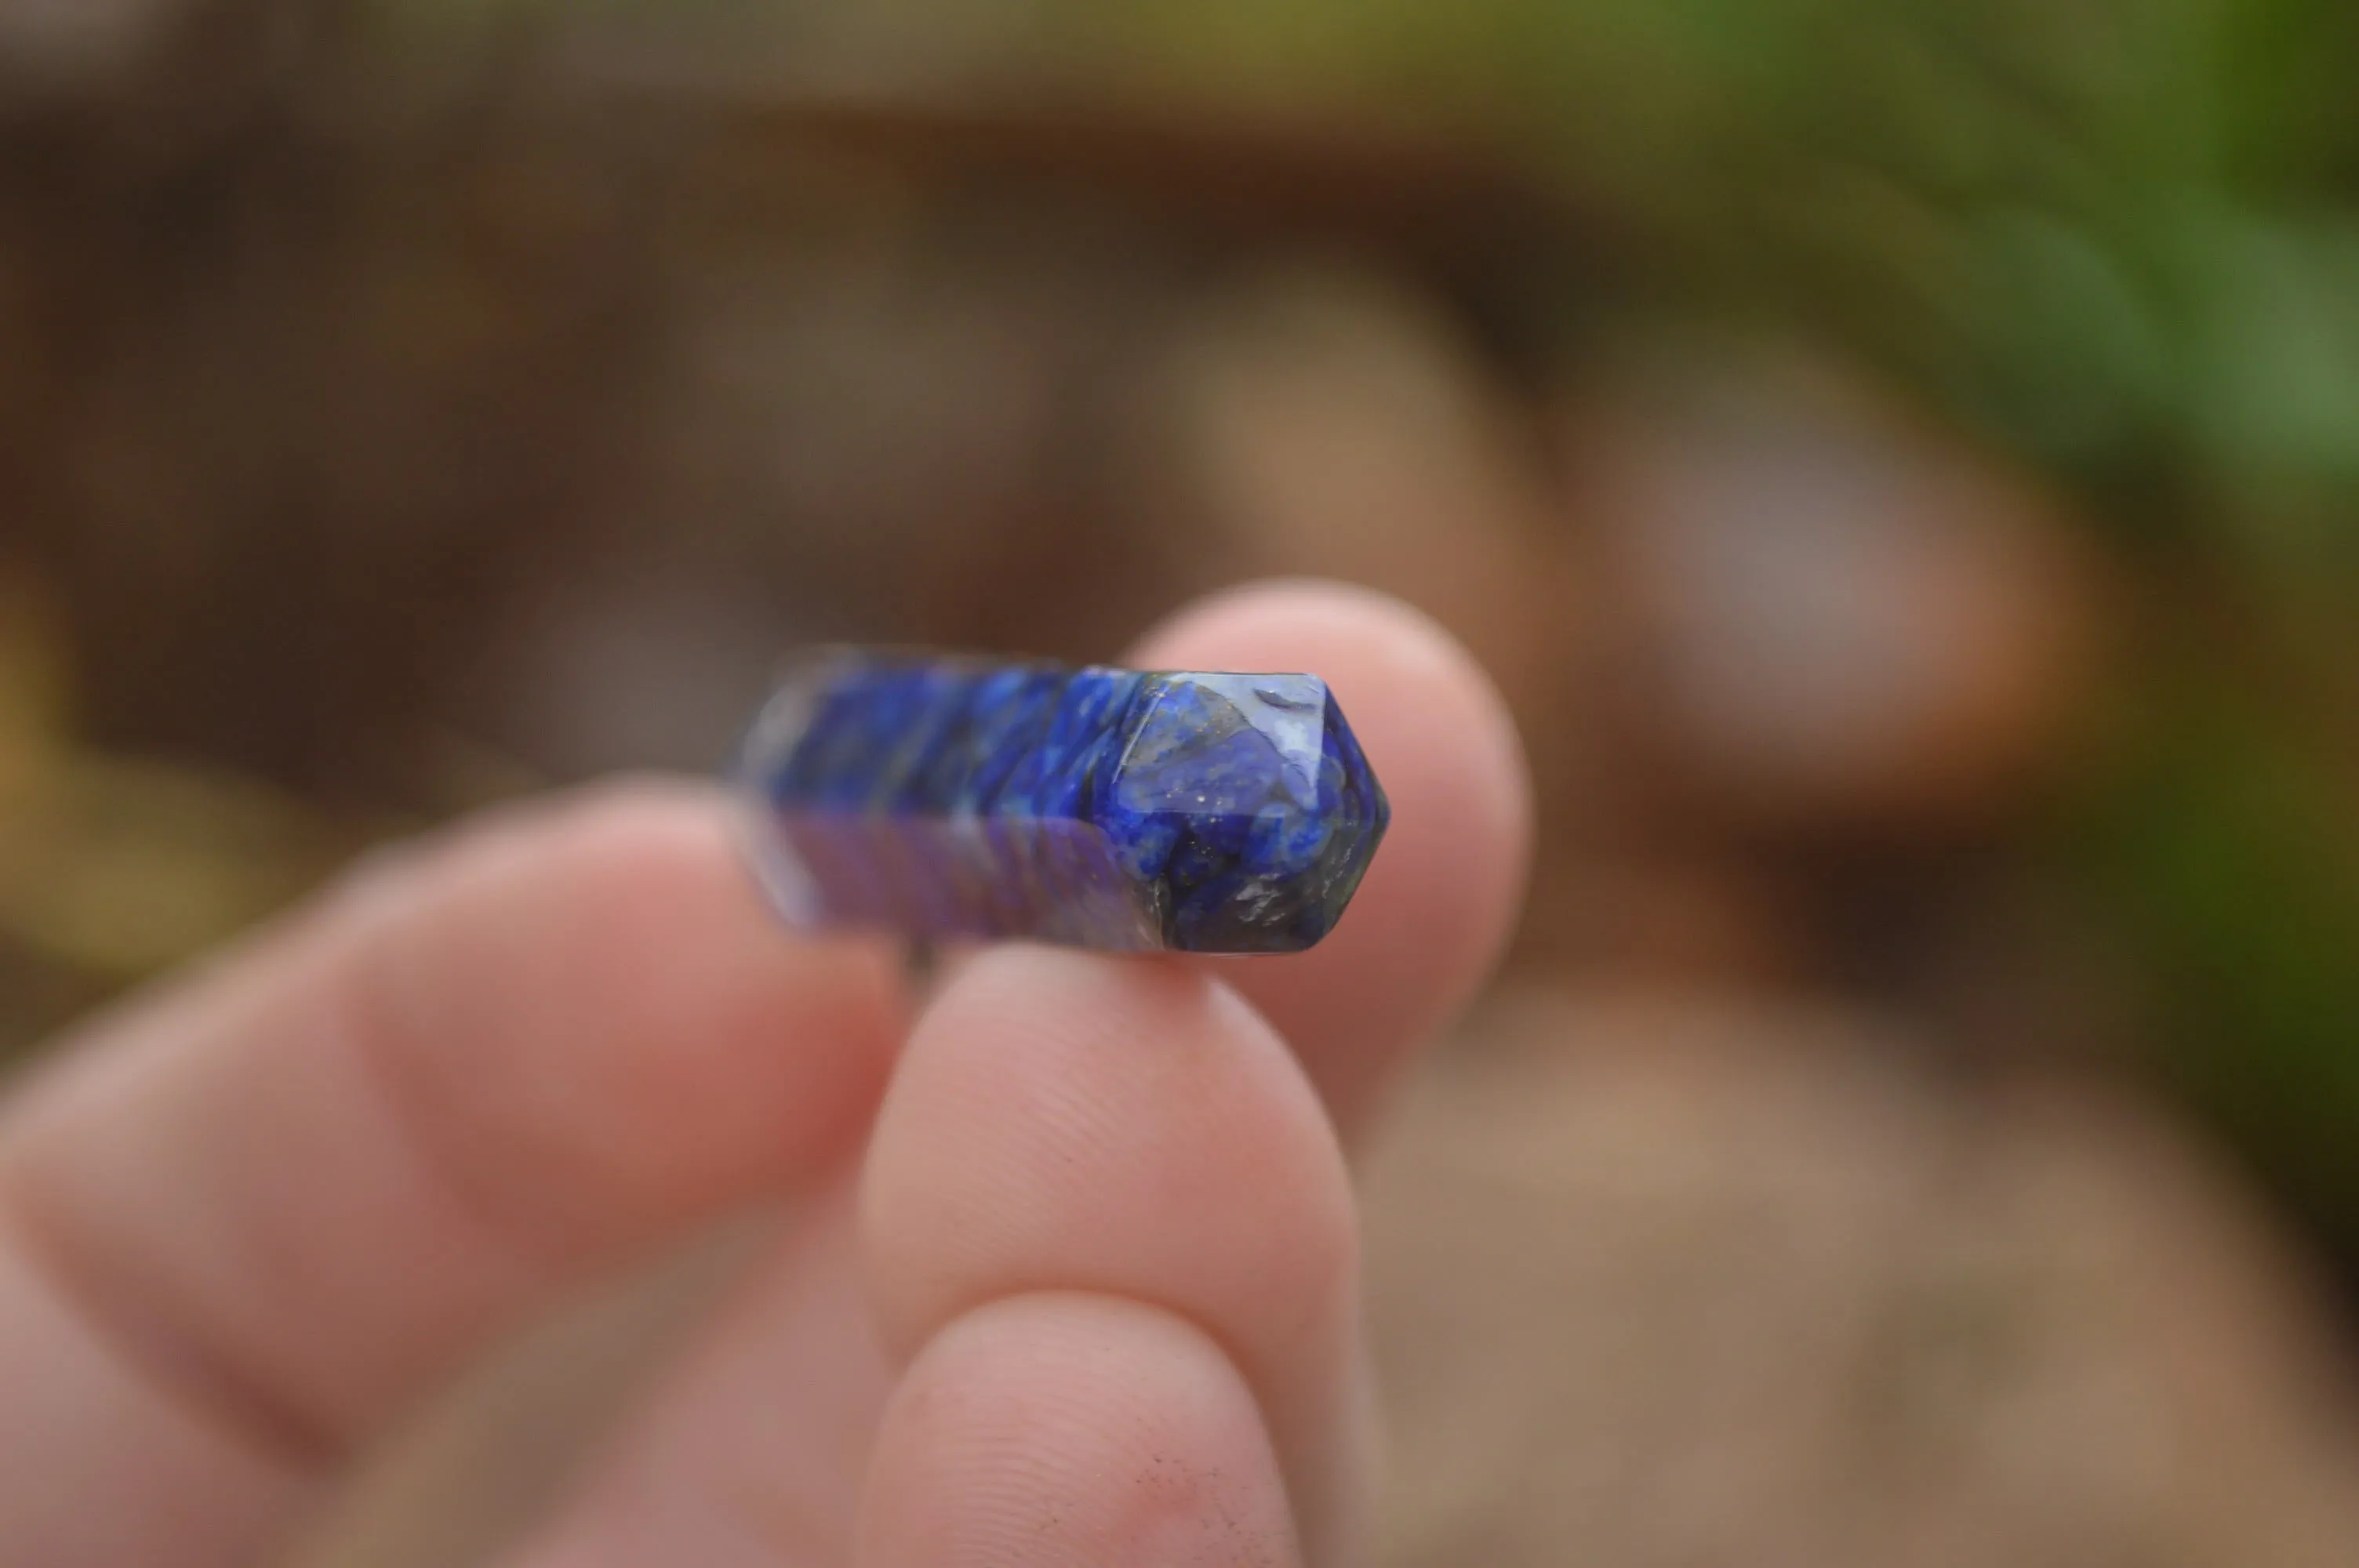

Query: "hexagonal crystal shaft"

xmin=734 ymin=649 xmax=1389 ymax=954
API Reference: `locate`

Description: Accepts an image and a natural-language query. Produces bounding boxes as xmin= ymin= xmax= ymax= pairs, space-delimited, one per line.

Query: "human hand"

xmin=0 ymin=581 xmax=1529 ymax=1567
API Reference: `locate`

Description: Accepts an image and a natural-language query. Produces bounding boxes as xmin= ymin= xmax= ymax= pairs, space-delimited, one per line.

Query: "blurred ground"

xmin=5 ymin=2 xmax=2359 ymax=1564
xmin=1368 ymin=992 xmax=2359 ymax=1568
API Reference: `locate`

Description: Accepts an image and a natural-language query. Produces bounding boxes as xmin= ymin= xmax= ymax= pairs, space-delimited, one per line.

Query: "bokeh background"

xmin=5 ymin=2 xmax=2359 ymax=1563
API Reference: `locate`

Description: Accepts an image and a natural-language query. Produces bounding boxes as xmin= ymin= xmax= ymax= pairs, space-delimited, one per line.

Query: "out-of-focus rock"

xmin=1367 ymin=989 xmax=2359 ymax=1568
xmin=1563 ymin=358 xmax=2103 ymax=836
xmin=1154 ymin=264 xmax=1575 ymax=728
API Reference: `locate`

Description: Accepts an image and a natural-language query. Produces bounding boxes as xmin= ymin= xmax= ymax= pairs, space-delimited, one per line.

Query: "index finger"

xmin=0 ymin=782 xmax=907 ymax=1567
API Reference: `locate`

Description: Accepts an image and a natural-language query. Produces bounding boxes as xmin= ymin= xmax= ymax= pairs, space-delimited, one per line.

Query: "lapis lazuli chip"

xmin=735 ymin=650 xmax=1390 ymax=954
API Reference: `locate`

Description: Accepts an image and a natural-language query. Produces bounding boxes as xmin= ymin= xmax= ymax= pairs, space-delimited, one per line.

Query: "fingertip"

xmin=859 ymin=1291 xmax=1302 ymax=1568
xmin=1129 ymin=580 xmax=1533 ymax=1135
xmin=1138 ymin=576 xmax=1533 ymax=931
xmin=860 ymin=945 xmax=1356 ymax=1364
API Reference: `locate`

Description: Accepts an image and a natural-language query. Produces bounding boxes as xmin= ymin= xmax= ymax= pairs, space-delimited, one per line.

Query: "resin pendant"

xmin=735 ymin=649 xmax=1389 ymax=954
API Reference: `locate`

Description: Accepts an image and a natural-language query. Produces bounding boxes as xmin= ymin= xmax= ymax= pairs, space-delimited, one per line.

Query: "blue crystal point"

xmin=736 ymin=651 xmax=1389 ymax=954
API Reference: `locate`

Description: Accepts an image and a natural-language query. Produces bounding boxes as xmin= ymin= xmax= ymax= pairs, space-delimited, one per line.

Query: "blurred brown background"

xmin=4 ymin=2 xmax=2359 ymax=1563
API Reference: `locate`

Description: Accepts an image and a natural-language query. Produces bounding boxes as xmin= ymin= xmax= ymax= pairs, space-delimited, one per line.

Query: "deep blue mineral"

xmin=736 ymin=650 xmax=1390 ymax=954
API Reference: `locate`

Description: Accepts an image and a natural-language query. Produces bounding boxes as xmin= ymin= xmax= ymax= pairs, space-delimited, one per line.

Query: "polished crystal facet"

xmin=735 ymin=650 xmax=1389 ymax=954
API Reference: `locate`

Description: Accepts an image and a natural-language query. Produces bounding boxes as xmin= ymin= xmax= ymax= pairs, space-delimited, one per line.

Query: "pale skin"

xmin=0 ymin=581 xmax=1532 ymax=1567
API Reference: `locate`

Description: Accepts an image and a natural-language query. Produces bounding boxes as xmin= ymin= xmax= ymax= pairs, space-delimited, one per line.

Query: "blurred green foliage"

xmin=1064 ymin=0 xmax=2359 ymax=567
xmin=2077 ymin=673 xmax=2359 ymax=1247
